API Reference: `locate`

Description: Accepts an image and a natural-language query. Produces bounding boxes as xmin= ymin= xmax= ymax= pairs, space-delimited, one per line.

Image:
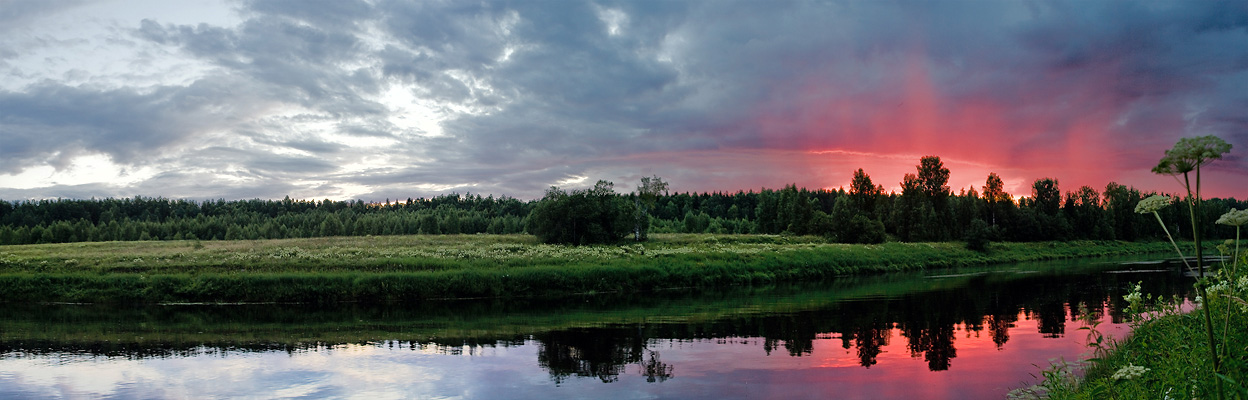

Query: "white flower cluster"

xmin=1206 ymin=281 xmax=1229 ymax=296
xmin=1111 ymin=363 xmax=1150 ymax=381
xmin=1134 ymin=195 xmax=1171 ymax=214
xmin=269 ymin=247 xmax=315 ymax=259
xmin=344 ymin=242 xmax=805 ymax=262
xmin=1216 ymin=208 xmax=1248 ymax=227
xmin=227 ymin=253 xmax=260 ymax=261
xmin=1123 ymin=287 xmax=1143 ymax=304
xmin=0 ymin=252 xmax=22 ymax=267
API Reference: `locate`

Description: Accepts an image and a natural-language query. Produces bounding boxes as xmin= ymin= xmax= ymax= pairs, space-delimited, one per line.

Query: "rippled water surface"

xmin=0 ymin=256 xmax=1192 ymax=399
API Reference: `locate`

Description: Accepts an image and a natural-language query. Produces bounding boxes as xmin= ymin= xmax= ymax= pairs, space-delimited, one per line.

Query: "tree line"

xmin=0 ymin=194 xmax=531 ymax=244
xmin=524 ymin=157 xmax=1245 ymax=245
xmin=1 ymin=155 xmax=1243 ymax=246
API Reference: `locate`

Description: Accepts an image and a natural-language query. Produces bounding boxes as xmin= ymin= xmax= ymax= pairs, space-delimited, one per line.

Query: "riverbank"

xmin=0 ymin=234 xmax=1177 ymax=303
xmin=1058 ymin=308 xmax=1247 ymax=399
xmin=1032 ymin=268 xmax=1248 ymax=399
xmin=1 ymin=256 xmax=1144 ymax=349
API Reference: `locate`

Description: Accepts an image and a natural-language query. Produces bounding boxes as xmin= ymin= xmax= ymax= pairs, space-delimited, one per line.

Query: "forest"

xmin=1 ymin=156 xmax=1243 ymax=246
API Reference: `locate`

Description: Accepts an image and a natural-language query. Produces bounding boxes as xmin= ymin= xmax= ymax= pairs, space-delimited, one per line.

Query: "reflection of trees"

xmin=536 ymin=327 xmax=645 ymax=383
xmin=520 ymin=269 xmax=1192 ymax=380
xmin=900 ymin=321 xmax=958 ymax=371
xmin=986 ymin=313 xmax=1017 ymax=349
xmin=640 ymin=350 xmax=673 ymax=383
xmin=0 ymin=267 xmax=1195 ymax=382
xmin=848 ymin=325 xmax=891 ymax=368
xmin=1034 ymin=302 xmax=1068 ymax=338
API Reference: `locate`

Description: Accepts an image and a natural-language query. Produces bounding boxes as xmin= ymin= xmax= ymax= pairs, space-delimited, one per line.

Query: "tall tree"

xmin=1029 ymin=178 xmax=1067 ymax=240
xmin=916 ymin=156 xmax=951 ymax=200
xmin=848 ymin=168 xmax=884 ymax=217
xmin=1030 ymin=178 xmax=1061 ymax=217
xmin=890 ymin=173 xmax=937 ymax=241
xmin=1103 ymin=182 xmax=1144 ymax=241
xmin=1064 ymin=185 xmax=1109 ymax=239
xmin=982 ymin=173 xmax=1009 ymax=226
xmin=753 ymin=190 xmax=778 ymax=234
xmin=634 ymin=175 xmax=668 ymax=241
xmin=912 ymin=156 xmax=952 ymax=240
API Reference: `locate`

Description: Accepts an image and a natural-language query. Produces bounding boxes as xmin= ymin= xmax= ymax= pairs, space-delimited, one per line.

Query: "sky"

xmin=1 ymin=0 xmax=1246 ymax=201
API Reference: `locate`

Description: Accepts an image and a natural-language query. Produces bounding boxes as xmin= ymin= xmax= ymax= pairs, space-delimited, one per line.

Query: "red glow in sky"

xmin=694 ymin=50 xmax=1244 ymax=199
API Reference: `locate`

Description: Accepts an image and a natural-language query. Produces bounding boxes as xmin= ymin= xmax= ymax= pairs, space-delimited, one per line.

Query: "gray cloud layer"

xmin=1 ymin=0 xmax=1245 ymax=200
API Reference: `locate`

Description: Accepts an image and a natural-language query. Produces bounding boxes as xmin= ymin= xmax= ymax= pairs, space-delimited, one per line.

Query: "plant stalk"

xmin=1153 ymin=211 xmax=1192 ymax=271
xmin=1187 ymin=168 xmax=1224 ymax=400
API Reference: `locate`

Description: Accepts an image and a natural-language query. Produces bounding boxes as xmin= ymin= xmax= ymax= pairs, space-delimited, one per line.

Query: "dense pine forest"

xmin=1 ymin=157 xmax=1244 ymax=246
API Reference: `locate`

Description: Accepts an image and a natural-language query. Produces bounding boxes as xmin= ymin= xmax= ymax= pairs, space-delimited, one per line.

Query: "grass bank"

xmin=1031 ymin=298 xmax=1248 ymax=399
xmin=0 ymin=234 xmax=1175 ymax=303
xmin=1026 ymin=252 xmax=1248 ymax=400
xmin=1 ymin=257 xmax=1130 ymax=350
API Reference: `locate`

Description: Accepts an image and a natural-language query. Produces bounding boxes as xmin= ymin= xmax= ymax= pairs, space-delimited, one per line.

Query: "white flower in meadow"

xmin=1111 ymin=363 xmax=1150 ymax=381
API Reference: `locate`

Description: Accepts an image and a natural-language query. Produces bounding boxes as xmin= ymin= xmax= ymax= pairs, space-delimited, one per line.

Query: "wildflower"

xmin=1135 ymin=195 xmax=1171 ymax=214
xmin=1206 ymin=281 xmax=1228 ymax=296
xmin=1216 ymin=208 xmax=1248 ymax=227
xmin=1124 ymin=282 xmax=1144 ymax=304
xmin=1111 ymin=363 xmax=1150 ymax=381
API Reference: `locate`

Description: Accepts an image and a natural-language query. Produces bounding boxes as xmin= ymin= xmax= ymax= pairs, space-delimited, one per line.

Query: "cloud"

xmin=0 ymin=1 xmax=89 ymax=34
xmin=0 ymin=81 xmax=222 ymax=172
xmin=0 ymin=0 xmax=1244 ymax=201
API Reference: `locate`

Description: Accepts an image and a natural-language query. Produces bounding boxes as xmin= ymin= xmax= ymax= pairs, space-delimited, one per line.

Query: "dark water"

xmin=0 ymin=257 xmax=1192 ymax=399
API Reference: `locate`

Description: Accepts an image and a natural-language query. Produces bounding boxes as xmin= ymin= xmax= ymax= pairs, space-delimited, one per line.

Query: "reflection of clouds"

xmin=0 ymin=345 xmax=457 ymax=399
xmin=0 ymin=308 xmax=1130 ymax=400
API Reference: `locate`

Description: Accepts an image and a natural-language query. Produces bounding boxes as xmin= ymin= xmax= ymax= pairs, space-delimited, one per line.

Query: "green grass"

xmin=1031 ymin=298 xmax=1248 ymax=400
xmin=1015 ymin=249 xmax=1248 ymax=400
xmin=0 ymin=234 xmax=1177 ymax=303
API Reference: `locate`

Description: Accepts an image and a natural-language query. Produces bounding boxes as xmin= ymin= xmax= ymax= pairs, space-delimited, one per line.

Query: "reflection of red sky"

xmin=642 ymin=307 xmax=1132 ymax=400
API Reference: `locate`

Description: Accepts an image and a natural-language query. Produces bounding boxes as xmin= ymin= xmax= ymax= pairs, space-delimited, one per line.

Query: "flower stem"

xmin=1153 ymin=211 xmax=1192 ymax=272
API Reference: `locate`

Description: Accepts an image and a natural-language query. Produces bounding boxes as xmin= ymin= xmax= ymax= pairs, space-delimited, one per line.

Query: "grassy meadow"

xmin=0 ymin=234 xmax=1177 ymax=303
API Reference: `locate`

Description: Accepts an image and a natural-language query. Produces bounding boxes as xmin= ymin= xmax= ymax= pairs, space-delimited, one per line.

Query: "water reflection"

xmin=521 ymin=266 xmax=1189 ymax=382
xmin=0 ymin=259 xmax=1193 ymax=399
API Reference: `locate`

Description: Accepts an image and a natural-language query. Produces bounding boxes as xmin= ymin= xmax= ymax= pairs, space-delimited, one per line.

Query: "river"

xmin=0 ymin=256 xmax=1191 ymax=399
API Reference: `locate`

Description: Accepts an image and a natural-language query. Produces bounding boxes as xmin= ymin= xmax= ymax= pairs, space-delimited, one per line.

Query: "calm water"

xmin=0 ymin=257 xmax=1191 ymax=399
